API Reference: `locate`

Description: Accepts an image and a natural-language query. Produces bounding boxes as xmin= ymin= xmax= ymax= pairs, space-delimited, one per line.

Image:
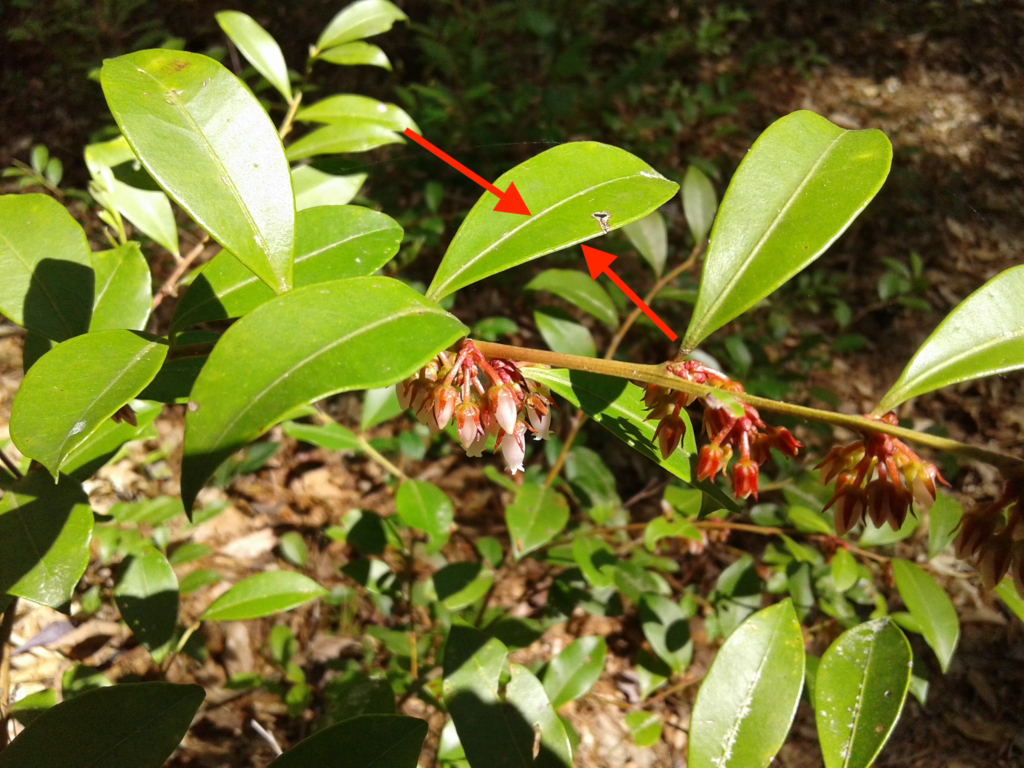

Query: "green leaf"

xmin=283 ymin=420 xmax=361 ymax=452
xmin=215 ymin=11 xmax=292 ymax=101
xmin=101 ymin=50 xmax=295 ymax=293
xmin=0 ymin=193 xmax=93 ymax=341
xmin=682 ymin=165 xmax=718 ymax=244
xmin=316 ymin=0 xmax=408 ymax=50
xmin=625 ymin=711 xmax=662 ymax=748
xmin=30 ymin=145 xmax=48 ymax=174
xmin=682 ymin=111 xmax=892 ymax=351
xmin=644 ymin=514 xmax=700 ymax=551
xmin=830 ymin=547 xmax=859 ymax=592
xmin=534 ymin=308 xmax=596 ymax=357
xmin=506 ymin=483 xmax=570 ymax=560
xmin=0 ymin=682 xmax=204 ymax=768
xmin=180 ymin=277 xmax=465 ymax=511
xmin=543 ymin=636 xmax=607 ymax=708
xmin=928 ymin=491 xmax=963 ymax=559
xmin=89 ymin=242 xmax=151 ymax=331
xmin=572 ymin=535 xmax=617 ymax=588
xmin=280 ymin=531 xmax=308 ymax=567
xmin=622 ymin=210 xmax=668 ymax=277
xmin=286 ymin=122 xmax=404 ymax=161
xmin=362 ymin=385 xmax=403 ymax=429
xmin=876 ymin=265 xmax=1024 ymax=412
xmin=506 ymin=664 xmax=574 ymax=767
xmin=113 ymin=544 xmax=179 ymax=652
xmin=995 ymin=579 xmax=1024 ymax=623
xmin=292 ymin=166 xmax=366 ymax=210
xmin=858 ymin=508 xmax=919 ymax=546
xmin=179 ymin=568 xmax=221 ymax=594
xmin=815 ymin=618 xmax=912 ymax=768
xmin=84 ymin=136 xmax=180 ymax=257
xmin=787 ymin=504 xmax=834 ymax=534
xmin=688 ymin=600 xmax=805 ymax=768
xmin=636 ymin=649 xmax=670 ymax=699
xmin=296 ymin=94 xmax=418 ymax=132
xmin=62 ymin=666 xmax=111 ymax=700
xmin=268 ymin=714 xmax=426 ymax=768
xmin=201 ymin=570 xmax=327 ymax=620
xmin=891 ymin=559 xmax=959 ymax=672
xmin=0 ymin=470 xmax=93 ymax=608
xmin=171 ymin=205 xmax=402 ymax=331
xmin=433 ymin=562 xmax=494 ymax=610
xmin=168 ymin=542 xmax=210 ymax=565
xmin=316 ymin=42 xmax=392 ymax=69
xmin=640 ymin=594 xmax=693 ymax=673
xmin=61 ymin=400 xmax=161 ymax=480
xmin=521 ymin=367 xmax=737 ymax=511
xmin=396 ymin=479 xmax=453 ymax=553
xmin=527 ymin=269 xmax=618 ymax=327
xmin=10 ymin=330 xmax=167 ymax=477
xmin=427 ymin=142 xmax=678 ymax=302
xmin=9 ymin=689 xmax=56 ymax=728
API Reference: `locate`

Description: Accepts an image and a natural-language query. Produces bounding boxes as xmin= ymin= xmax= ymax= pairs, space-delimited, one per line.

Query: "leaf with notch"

xmin=180 ymin=277 xmax=465 ymax=512
xmin=11 ymin=330 xmax=166 ymax=477
xmin=527 ymin=269 xmax=618 ymax=327
xmin=215 ymin=11 xmax=292 ymax=101
xmin=101 ymin=51 xmax=295 ymax=293
xmin=427 ymin=142 xmax=678 ymax=302
xmin=682 ymin=111 xmax=891 ymax=351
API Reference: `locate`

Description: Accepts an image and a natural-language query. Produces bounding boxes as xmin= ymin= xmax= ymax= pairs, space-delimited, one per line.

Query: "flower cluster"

xmin=643 ymin=360 xmax=802 ymax=500
xmin=953 ymin=479 xmax=1024 ymax=592
xmin=398 ymin=341 xmax=554 ymax=474
xmin=816 ymin=412 xmax=946 ymax=536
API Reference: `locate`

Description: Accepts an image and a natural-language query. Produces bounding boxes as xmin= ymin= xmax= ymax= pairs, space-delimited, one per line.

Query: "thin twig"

xmin=278 ymin=92 xmax=304 ymax=140
xmin=0 ymin=597 xmax=20 ymax=749
xmin=250 ymin=718 xmax=283 ymax=756
xmin=358 ymin=437 xmax=407 ymax=481
xmin=0 ymin=450 xmax=22 ymax=481
xmin=152 ymin=234 xmax=210 ymax=311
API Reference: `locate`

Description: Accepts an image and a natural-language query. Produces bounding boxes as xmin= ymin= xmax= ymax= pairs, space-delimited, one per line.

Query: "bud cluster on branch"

xmin=954 ymin=479 xmax=1024 ymax=592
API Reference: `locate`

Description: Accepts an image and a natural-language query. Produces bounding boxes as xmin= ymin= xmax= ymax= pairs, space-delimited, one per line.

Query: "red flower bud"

xmin=732 ymin=458 xmax=758 ymax=500
xmin=696 ymin=443 xmax=725 ymax=482
xmin=865 ymin=479 xmax=891 ymax=529
xmin=654 ymin=414 xmax=687 ymax=459
xmin=769 ymin=426 xmax=801 ymax=458
xmin=978 ymin=531 xmax=1014 ymax=589
xmin=954 ymin=512 xmax=996 ymax=560
xmin=833 ymin=487 xmax=867 ymax=537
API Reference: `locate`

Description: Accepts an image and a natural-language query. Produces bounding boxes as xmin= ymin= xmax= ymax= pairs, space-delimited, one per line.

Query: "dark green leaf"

xmin=640 ymin=594 xmax=693 ymax=673
xmin=526 ymin=269 xmax=618 ymax=327
xmin=891 ymin=559 xmax=959 ymax=672
xmin=427 ymin=142 xmax=678 ymax=302
xmin=505 ymin=483 xmax=569 ymax=559
xmin=396 ymin=479 xmax=453 ymax=553
xmin=542 ymin=635 xmax=607 ymax=708
xmin=10 ymin=330 xmax=166 ymax=476
xmin=0 ymin=682 xmax=204 ymax=768
xmin=180 ymin=277 xmax=465 ymax=512
xmin=113 ymin=544 xmax=179 ymax=652
xmin=269 ymin=714 xmax=425 ymax=768
xmin=215 ymin=11 xmax=292 ymax=101
xmin=201 ymin=571 xmax=327 ymax=620
xmin=102 ymin=51 xmax=295 ymax=293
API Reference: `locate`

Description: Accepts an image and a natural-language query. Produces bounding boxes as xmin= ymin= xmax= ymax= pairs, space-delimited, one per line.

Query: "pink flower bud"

xmin=433 ymin=384 xmax=458 ymax=430
xmin=501 ymin=420 xmax=527 ymax=474
xmin=494 ymin=385 xmax=518 ymax=435
xmin=525 ymin=394 xmax=551 ymax=440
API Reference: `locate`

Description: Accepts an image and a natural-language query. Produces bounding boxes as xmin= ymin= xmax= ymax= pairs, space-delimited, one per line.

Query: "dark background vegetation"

xmin=2 ymin=1 xmax=1023 ymax=766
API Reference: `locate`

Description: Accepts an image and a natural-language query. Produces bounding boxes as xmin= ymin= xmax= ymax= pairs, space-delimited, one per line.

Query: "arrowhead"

xmin=492 ymin=181 xmax=531 ymax=216
xmin=582 ymin=244 xmax=617 ymax=280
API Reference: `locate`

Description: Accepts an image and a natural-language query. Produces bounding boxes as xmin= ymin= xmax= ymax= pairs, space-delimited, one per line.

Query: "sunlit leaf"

xmin=830 ymin=547 xmax=859 ymax=592
xmin=995 ymin=579 xmax=1024 ymax=623
xmin=506 ymin=483 xmax=570 ymax=560
xmin=286 ymin=122 xmax=404 ymax=161
xmin=201 ymin=571 xmax=327 ymax=620
xmin=89 ymin=242 xmax=151 ymax=331
xmin=215 ymin=11 xmax=292 ymax=101
xmin=292 ymin=166 xmax=366 ymax=210
xmin=283 ymin=420 xmax=362 ymax=452
xmin=526 ymin=269 xmax=618 ymax=327
xmin=622 ymin=210 xmax=668 ymax=277
xmin=891 ymin=559 xmax=959 ymax=672
xmin=639 ymin=594 xmax=693 ymax=673
xmin=396 ymin=480 xmax=453 ymax=554
xmin=316 ymin=0 xmax=408 ymax=50
xmin=427 ymin=142 xmax=678 ymax=302
xmin=626 ymin=711 xmax=662 ymax=748
xmin=543 ymin=636 xmax=606 ymax=709
xmin=928 ymin=491 xmax=963 ymax=559
xmin=682 ymin=111 xmax=892 ymax=352
xmin=296 ymin=94 xmax=418 ymax=132
xmin=316 ymin=42 xmax=392 ymax=69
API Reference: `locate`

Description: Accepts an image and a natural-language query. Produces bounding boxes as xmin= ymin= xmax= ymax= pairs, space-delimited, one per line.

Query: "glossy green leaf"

xmin=292 ymin=166 xmax=366 ymax=210
xmin=113 ymin=544 xmax=179 ymax=651
xmin=296 ymin=94 xmax=418 ymax=132
xmin=102 ymin=50 xmax=295 ymax=293
xmin=286 ymin=122 xmax=404 ymax=161
xmin=506 ymin=664 xmax=573 ymax=768
xmin=682 ymin=111 xmax=892 ymax=351
xmin=316 ymin=42 xmax=392 ymax=69
xmin=283 ymin=420 xmax=361 ymax=451
xmin=639 ymin=594 xmax=693 ymax=673
xmin=831 ymin=547 xmax=859 ymax=592
xmin=84 ymin=136 xmax=180 ymax=256
xmin=396 ymin=479 xmax=453 ymax=554
xmin=11 ymin=330 xmax=167 ymax=477
xmin=362 ymin=385 xmax=403 ymax=429
xmin=622 ymin=210 xmax=668 ymax=277
xmin=543 ymin=635 xmax=607 ymax=709
xmin=201 ymin=570 xmax=327 ymax=620
xmin=534 ymin=308 xmax=596 ymax=357
xmin=215 ymin=11 xmax=292 ymax=101
xmin=891 ymin=559 xmax=959 ymax=672
xmin=522 ymin=367 xmax=737 ymax=511
xmin=506 ymin=483 xmax=570 ymax=559
xmin=90 ymin=242 xmax=151 ymax=331
xmin=0 ymin=193 xmax=93 ymax=341
xmin=268 ymin=714 xmax=426 ymax=768
xmin=61 ymin=400 xmax=161 ymax=480
xmin=625 ymin=711 xmax=662 ymax=748
xmin=689 ymin=600 xmax=805 ymax=768
xmin=995 ymin=579 xmax=1024 ymax=623
xmin=138 ymin=355 xmax=205 ymax=403
xmin=815 ymin=618 xmax=912 ymax=768
xmin=433 ymin=562 xmax=493 ymax=610
xmin=527 ymin=269 xmax=618 ymax=327
xmin=0 ymin=682 xmax=204 ymax=768
xmin=928 ymin=491 xmax=963 ymax=559
xmin=0 ymin=470 xmax=93 ymax=608
xmin=682 ymin=165 xmax=718 ymax=244
xmin=427 ymin=142 xmax=678 ymax=301
xmin=316 ymin=0 xmax=408 ymax=50
xmin=280 ymin=531 xmax=308 ymax=567
xmin=876 ymin=265 xmax=1024 ymax=413
xmin=180 ymin=277 xmax=465 ymax=511
xmin=171 ymin=205 xmax=402 ymax=331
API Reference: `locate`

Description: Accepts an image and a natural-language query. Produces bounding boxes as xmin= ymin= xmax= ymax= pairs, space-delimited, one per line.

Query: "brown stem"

xmin=152 ymin=234 xmax=211 ymax=310
xmin=0 ymin=597 xmax=20 ymax=749
xmin=278 ymin=92 xmax=304 ymax=140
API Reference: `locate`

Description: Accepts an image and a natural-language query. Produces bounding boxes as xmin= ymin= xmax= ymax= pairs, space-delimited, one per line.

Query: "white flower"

xmin=527 ymin=407 xmax=550 ymax=441
xmin=501 ymin=421 xmax=527 ymax=474
xmin=495 ymin=386 xmax=518 ymax=434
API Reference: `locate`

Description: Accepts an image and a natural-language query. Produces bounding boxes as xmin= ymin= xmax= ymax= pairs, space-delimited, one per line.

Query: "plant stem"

xmin=358 ymin=436 xmax=407 ymax=481
xmin=279 ymin=92 xmax=304 ymax=140
xmin=472 ymin=340 xmax=1024 ymax=473
xmin=545 ymin=242 xmax=704 ymax=486
xmin=152 ymin=234 xmax=211 ymax=311
xmin=0 ymin=597 xmax=19 ymax=749
xmin=0 ymin=450 xmax=22 ymax=481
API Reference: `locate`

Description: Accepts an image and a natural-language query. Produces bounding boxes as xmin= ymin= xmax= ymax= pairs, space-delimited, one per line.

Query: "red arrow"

xmin=403 ymin=128 xmax=530 ymax=216
xmin=582 ymin=245 xmax=677 ymax=341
